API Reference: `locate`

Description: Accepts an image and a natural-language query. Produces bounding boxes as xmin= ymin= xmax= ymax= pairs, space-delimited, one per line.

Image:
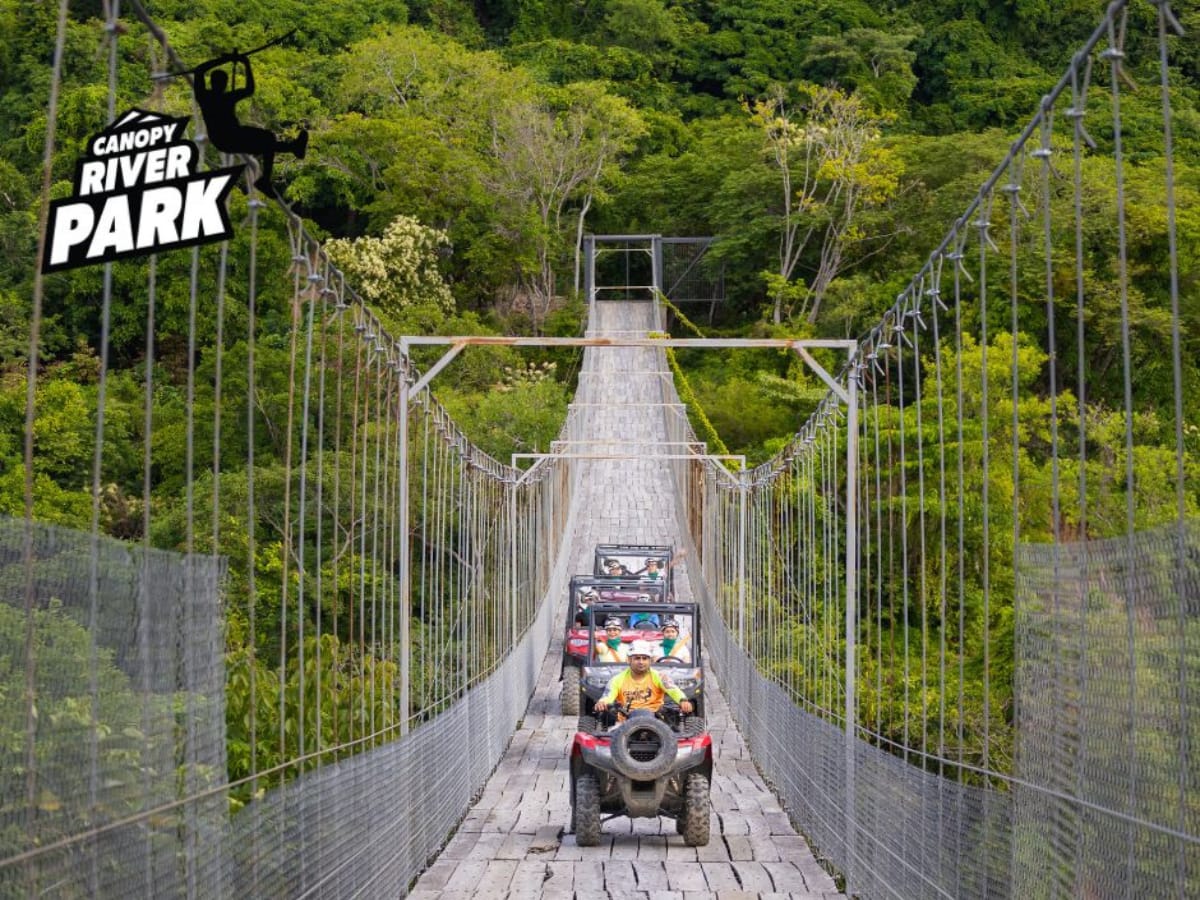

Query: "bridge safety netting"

xmin=659 ymin=1 xmax=1198 ymax=897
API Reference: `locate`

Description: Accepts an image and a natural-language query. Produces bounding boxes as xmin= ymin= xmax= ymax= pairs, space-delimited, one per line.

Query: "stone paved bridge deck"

xmin=410 ymin=302 xmax=846 ymax=899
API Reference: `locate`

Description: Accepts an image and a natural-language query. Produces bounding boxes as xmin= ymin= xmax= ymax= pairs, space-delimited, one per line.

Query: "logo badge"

xmin=43 ymin=109 xmax=244 ymax=273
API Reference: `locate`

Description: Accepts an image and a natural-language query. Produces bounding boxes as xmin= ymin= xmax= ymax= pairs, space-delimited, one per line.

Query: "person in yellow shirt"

xmin=594 ymin=640 xmax=694 ymax=716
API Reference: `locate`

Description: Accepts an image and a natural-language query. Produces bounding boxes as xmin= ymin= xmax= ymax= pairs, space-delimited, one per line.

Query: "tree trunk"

xmin=574 ymin=193 xmax=593 ymax=295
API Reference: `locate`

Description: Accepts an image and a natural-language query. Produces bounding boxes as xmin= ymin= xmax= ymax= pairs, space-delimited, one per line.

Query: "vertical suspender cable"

xmin=1153 ymin=3 xmax=1190 ymax=891
xmin=24 ymin=5 xmax=71 ymax=889
xmin=1105 ymin=12 xmax=1139 ymax=892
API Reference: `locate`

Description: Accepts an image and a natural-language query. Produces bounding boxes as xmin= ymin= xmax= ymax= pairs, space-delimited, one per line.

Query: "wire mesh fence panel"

xmin=0 ymin=519 xmax=226 ymax=900
xmin=1014 ymin=522 xmax=1200 ymax=899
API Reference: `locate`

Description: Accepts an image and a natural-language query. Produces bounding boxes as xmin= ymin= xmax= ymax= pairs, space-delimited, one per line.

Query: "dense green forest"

xmin=1 ymin=0 xmax=1198 ymax=797
xmin=3 ymin=0 xmax=1198 ymax=467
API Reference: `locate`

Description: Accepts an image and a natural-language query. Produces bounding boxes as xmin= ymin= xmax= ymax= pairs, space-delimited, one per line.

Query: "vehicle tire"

xmin=561 ymin=667 xmax=580 ymax=716
xmin=683 ymin=716 xmax=706 ymax=737
xmin=680 ymin=772 xmax=710 ymax=846
xmin=609 ymin=715 xmax=677 ymax=780
xmin=578 ymin=715 xmax=600 ymax=735
xmin=574 ymin=773 xmax=602 ymax=846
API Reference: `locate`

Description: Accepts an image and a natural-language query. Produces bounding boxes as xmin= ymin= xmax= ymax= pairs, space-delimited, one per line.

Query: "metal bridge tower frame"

xmin=583 ymin=234 xmax=723 ymax=324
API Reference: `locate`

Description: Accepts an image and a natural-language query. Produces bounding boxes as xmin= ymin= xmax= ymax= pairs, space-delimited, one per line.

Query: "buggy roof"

xmin=594 ymin=543 xmax=674 ymax=556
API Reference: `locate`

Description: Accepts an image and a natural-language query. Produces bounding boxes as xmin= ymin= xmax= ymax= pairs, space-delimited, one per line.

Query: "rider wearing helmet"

xmin=604 ymin=558 xmax=631 ymax=576
xmin=638 ymin=557 xmax=665 ymax=580
xmin=657 ymin=618 xmax=691 ymax=663
xmin=575 ymin=586 xmax=600 ymax=624
xmin=595 ymin=617 xmax=628 ymax=663
xmin=594 ymin=639 xmax=694 ymax=717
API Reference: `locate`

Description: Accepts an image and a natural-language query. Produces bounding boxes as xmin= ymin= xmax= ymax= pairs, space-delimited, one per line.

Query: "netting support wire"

xmin=738 ymin=469 xmax=747 ymax=648
xmin=508 ymin=480 xmax=518 ymax=648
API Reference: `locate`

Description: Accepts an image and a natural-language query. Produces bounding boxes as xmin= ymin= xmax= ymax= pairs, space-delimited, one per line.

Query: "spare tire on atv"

xmin=609 ymin=714 xmax=677 ymax=780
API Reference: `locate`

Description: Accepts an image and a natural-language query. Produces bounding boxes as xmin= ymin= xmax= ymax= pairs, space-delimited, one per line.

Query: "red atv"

xmin=570 ymin=702 xmax=712 ymax=846
xmin=568 ymin=601 xmax=710 ymax=846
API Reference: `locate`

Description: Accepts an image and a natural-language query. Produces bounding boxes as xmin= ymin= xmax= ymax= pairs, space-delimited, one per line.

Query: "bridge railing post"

xmin=738 ymin=469 xmax=747 ymax=649
xmin=398 ymin=350 xmax=411 ymax=736
xmin=844 ymin=363 xmax=860 ymax=895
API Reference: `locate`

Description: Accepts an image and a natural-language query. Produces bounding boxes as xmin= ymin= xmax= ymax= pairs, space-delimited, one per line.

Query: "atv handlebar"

xmin=594 ymin=699 xmax=694 ymax=727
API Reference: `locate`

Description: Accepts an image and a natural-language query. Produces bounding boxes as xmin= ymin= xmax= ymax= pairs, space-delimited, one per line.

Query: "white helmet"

xmin=628 ymin=639 xmax=656 ymax=658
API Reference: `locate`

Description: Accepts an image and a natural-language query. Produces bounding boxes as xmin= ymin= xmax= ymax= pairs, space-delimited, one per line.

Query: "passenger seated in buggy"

xmin=603 ymin=558 xmax=632 ymax=577
xmin=656 ymin=618 xmax=691 ymax=664
xmin=574 ymin=587 xmax=600 ymax=624
xmin=594 ymin=617 xmax=628 ymax=663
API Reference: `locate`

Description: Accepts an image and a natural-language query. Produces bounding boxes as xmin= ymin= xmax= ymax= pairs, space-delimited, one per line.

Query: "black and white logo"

xmin=43 ymin=109 xmax=244 ymax=273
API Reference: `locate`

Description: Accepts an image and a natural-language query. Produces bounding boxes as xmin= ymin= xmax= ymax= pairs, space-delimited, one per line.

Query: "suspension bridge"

xmin=3 ymin=0 xmax=1197 ymax=897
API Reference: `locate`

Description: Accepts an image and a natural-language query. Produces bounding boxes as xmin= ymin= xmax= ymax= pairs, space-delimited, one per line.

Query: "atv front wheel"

xmin=561 ymin=667 xmax=580 ymax=716
xmin=680 ymin=772 xmax=710 ymax=846
xmin=573 ymin=773 xmax=602 ymax=846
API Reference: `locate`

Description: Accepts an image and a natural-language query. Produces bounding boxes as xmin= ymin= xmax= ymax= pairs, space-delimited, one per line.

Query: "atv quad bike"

xmin=568 ymin=601 xmax=710 ymax=845
xmin=570 ymin=702 xmax=713 ymax=846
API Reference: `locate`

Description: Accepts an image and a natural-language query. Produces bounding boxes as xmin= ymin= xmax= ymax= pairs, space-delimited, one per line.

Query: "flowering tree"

xmin=326 ymin=214 xmax=455 ymax=329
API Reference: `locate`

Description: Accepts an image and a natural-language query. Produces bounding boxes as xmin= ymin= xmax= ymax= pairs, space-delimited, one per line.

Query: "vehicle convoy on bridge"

xmin=560 ymin=542 xmax=678 ymax=714
xmin=569 ymin=600 xmax=712 ymax=847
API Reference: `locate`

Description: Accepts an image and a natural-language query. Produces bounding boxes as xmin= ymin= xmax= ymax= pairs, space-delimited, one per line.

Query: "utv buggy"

xmin=560 ymin=577 xmax=669 ymax=715
xmin=568 ymin=602 xmax=711 ymax=846
xmin=593 ymin=543 xmax=677 ymax=595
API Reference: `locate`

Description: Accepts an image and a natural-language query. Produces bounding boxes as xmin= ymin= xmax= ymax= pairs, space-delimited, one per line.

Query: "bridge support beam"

xmin=398 ymin=361 xmax=411 ymax=736
xmin=738 ymin=470 xmax=747 ymax=649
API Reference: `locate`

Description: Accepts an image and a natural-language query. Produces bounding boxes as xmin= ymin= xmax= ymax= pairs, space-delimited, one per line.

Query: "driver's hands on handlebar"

xmin=595 ymin=699 xmax=693 ymax=714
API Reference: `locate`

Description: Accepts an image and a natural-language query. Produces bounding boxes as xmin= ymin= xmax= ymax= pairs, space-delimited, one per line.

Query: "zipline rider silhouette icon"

xmin=191 ymin=32 xmax=307 ymax=197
